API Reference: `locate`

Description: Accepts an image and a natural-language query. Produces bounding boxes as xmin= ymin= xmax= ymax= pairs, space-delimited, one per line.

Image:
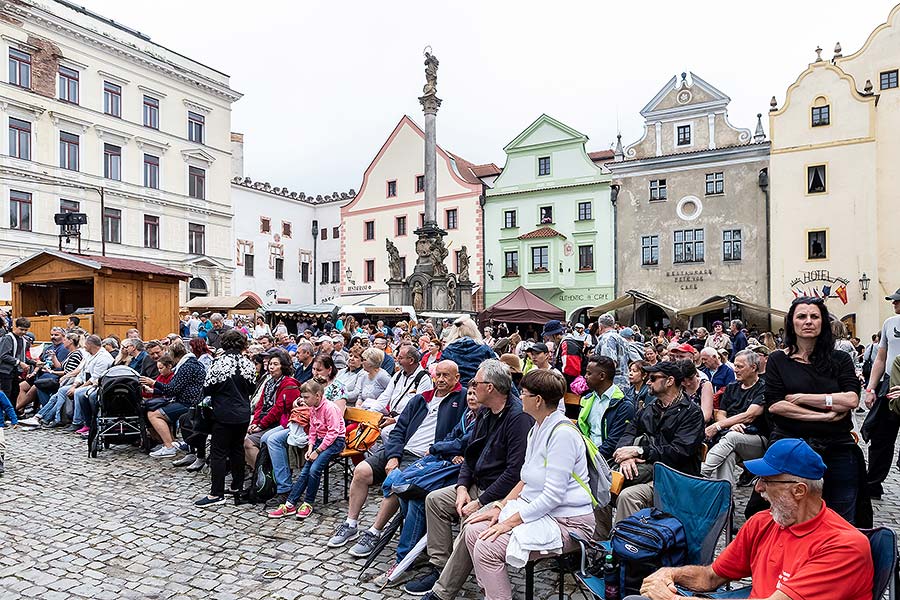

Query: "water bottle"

xmin=603 ymin=554 xmax=620 ymax=600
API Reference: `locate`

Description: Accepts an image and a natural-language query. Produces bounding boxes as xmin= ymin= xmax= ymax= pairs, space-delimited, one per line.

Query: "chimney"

xmin=230 ymin=132 xmax=244 ymax=179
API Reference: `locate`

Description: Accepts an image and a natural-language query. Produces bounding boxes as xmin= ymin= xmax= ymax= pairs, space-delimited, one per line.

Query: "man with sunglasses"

xmin=631 ymin=438 xmax=873 ymax=600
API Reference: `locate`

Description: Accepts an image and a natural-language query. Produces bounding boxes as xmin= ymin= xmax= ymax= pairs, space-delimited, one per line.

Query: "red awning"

xmin=479 ymin=286 xmax=565 ymax=325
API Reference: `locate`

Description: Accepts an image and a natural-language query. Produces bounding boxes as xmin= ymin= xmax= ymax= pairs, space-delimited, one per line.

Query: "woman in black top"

xmin=195 ymin=330 xmax=256 ymax=508
xmin=765 ymin=297 xmax=867 ymax=524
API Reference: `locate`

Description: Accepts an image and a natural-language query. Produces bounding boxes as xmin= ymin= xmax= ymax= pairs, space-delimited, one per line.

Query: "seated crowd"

xmin=0 ymin=301 xmax=887 ymax=600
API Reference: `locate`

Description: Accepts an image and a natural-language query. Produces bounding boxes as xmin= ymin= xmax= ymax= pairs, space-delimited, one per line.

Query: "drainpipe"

xmin=479 ymin=192 xmax=486 ymax=316
xmin=100 ymin=186 xmax=106 ymax=256
xmin=758 ymin=168 xmax=771 ymax=331
xmin=610 ymin=183 xmax=620 ymax=304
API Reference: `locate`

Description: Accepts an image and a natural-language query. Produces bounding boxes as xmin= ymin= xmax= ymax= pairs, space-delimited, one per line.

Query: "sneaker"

xmin=150 ymin=445 xmax=178 ymax=458
xmin=373 ymin=562 xmax=400 ymax=588
xmin=75 ymin=426 xmax=90 ymax=435
xmin=349 ymin=529 xmax=381 ymax=557
xmin=194 ymin=495 xmax=225 ymax=508
xmin=186 ymin=457 xmax=206 ymax=472
xmin=404 ymin=567 xmax=439 ymax=596
xmin=267 ymin=503 xmax=297 ymax=518
xmin=296 ymin=502 xmax=313 ymax=519
xmin=18 ymin=416 xmax=40 ymax=427
xmin=149 ymin=443 xmax=164 ymax=453
xmin=172 ymin=454 xmax=197 ymax=467
xmin=327 ymin=522 xmax=359 ymax=548
xmin=176 ymin=441 xmax=191 ymax=452
xmin=265 ymin=492 xmax=289 ymax=508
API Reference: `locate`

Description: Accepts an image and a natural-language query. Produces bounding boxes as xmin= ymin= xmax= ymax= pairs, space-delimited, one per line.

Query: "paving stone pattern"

xmin=1 ymin=413 xmax=897 ymax=599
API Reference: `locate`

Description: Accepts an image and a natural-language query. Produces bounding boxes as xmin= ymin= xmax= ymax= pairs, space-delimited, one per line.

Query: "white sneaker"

xmin=150 ymin=445 xmax=178 ymax=458
xmin=18 ymin=416 xmax=40 ymax=427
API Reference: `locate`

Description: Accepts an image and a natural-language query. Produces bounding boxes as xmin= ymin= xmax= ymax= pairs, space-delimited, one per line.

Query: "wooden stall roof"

xmin=0 ymin=250 xmax=190 ymax=281
xmin=185 ymin=295 xmax=262 ymax=311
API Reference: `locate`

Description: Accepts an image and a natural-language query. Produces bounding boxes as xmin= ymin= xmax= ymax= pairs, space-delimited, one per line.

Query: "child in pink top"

xmin=268 ymin=379 xmax=346 ymax=519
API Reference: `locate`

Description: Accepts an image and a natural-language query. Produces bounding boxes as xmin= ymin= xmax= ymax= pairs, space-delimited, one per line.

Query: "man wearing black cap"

xmin=630 ymin=439 xmax=873 ymax=600
xmin=862 ymin=287 xmax=900 ymax=499
xmin=612 ymin=361 xmax=704 ymax=522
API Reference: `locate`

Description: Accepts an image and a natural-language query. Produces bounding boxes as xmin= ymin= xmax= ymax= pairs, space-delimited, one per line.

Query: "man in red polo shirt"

xmin=631 ymin=438 xmax=873 ymax=600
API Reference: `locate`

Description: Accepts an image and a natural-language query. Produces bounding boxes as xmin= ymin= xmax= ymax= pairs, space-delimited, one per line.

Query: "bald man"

xmin=328 ymin=360 xmax=468 ymax=555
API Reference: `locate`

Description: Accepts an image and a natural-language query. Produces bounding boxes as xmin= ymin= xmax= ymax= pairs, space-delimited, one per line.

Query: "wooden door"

xmin=142 ymin=281 xmax=178 ymax=340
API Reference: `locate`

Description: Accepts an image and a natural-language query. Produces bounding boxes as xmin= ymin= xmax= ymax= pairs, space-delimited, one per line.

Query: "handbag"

xmin=346 ymin=421 xmax=381 ymax=452
xmin=388 ymin=454 xmax=461 ymax=500
xmin=33 ymin=373 xmax=60 ymax=393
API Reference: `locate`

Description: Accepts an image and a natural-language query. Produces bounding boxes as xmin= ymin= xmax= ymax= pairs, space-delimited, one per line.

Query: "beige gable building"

xmin=769 ymin=4 xmax=900 ymax=337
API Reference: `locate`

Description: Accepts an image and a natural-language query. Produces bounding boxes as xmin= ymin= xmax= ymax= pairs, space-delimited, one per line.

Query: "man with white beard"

xmin=628 ymin=439 xmax=873 ymax=600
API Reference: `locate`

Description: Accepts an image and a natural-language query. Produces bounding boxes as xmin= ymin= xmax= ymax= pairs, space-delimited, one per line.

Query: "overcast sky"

xmin=81 ymin=0 xmax=893 ymax=194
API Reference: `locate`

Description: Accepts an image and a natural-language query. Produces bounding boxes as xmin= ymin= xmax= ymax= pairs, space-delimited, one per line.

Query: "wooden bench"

xmin=322 ymin=407 xmax=383 ymax=504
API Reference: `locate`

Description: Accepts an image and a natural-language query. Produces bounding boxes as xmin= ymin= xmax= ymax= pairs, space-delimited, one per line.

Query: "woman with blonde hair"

xmin=354 ymin=347 xmax=391 ymax=409
xmin=441 ymin=317 xmax=496 ymax=382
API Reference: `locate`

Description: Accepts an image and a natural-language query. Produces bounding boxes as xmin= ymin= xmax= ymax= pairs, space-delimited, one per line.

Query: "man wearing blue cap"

xmin=630 ymin=438 xmax=873 ymax=600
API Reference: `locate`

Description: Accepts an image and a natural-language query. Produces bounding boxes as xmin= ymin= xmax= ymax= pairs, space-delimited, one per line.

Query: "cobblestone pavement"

xmin=2 ymin=413 xmax=898 ymax=600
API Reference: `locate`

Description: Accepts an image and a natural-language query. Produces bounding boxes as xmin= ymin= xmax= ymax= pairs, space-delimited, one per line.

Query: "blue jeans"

xmin=287 ymin=438 xmax=345 ymax=505
xmin=73 ymin=386 xmax=98 ymax=426
xmin=40 ymin=384 xmax=73 ymax=423
xmin=382 ymin=467 xmax=428 ymax=561
xmin=263 ymin=427 xmax=293 ymax=494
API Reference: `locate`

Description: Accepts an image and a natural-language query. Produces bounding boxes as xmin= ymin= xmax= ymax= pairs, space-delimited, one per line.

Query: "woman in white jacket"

xmin=465 ymin=369 xmax=597 ymax=600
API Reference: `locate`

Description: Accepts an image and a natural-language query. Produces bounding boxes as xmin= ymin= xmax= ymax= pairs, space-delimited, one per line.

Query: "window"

xmin=504 ymin=251 xmax=519 ymax=276
xmin=415 ymin=175 xmax=425 ymax=193
xmin=419 ymin=212 xmax=425 ymax=228
xmin=673 ymin=229 xmax=705 ymax=263
xmin=321 ymin=262 xmax=330 ymax=284
xmin=364 ymin=220 xmax=375 ymax=240
xmin=275 ymin=258 xmax=284 ymax=280
xmin=808 ymin=230 xmax=827 ymax=259
xmin=103 ymin=81 xmax=122 ymax=117
xmin=59 ymin=199 xmax=79 ymax=214
xmin=331 ymin=261 xmax=340 ymax=283
xmin=300 ymin=261 xmax=309 ymax=282
xmin=454 ymin=250 xmax=462 ymax=274
xmin=880 ymin=70 xmax=898 ymax=90
xmin=188 ymin=111 xmax=204 ymax=143
xmin=332 ymin=226 xmax=339 ymax=238
xmin=9 ymin=190 xmax=31 ymax=231
xmin=59 ymin=132 xmax=79 ymax=171
xmin=578 ymin=245 xmax=594 ymax=271
xmin=188 ymin=166 xmax=205 ymax=199
xmin=188 ymin=223 xmax=205 ymax=254
xmin=705 ymin=172 xmax=724 ymax=195
xmin=723 ymin=229 xmax=742 ymax=261
xmin=807 ymin=165 xmax=826 ymax=194
xmin=58 ymin=66 xmax=79 ymax=104
xmin=103 ymin=208 xmax=121 ymax=244
xmin=244 ymin=254 xmax=254 ymax=277
xmin=649 ymin=179 xmax=667 ymax=201
xmin=260 ymin=217 xmax=270 ymax=233
xmin=811 ymin=105 xmax=830 ymax=127
xmin=104 ymin=144 xmax=121 ymax=180
xmin=365 ymin=259 xmax=375 ymax=282
xmin=320 ymin=227 xmax=328 ymax=240
xmin=641 ymin=235 xmax=659 ymax=266
xmin=282 ymin=222 xmax=292 ymax=237
xmin=8 ymin=117 xmax=30 ymax=160
xmin=504 ymin=210 xmax=517 ymax=228
xmin=446 ymin=208 xmax=458 ymax=229
xmin=143 ymin=96 xmax=159 ymax=129
xmin=396 ymin=215 xmax=407 ymax=236
xmin=539 ymin=206 xmax=553 ymax=224
xmin=143 ymin=154 xmax=159 ymax=189
xmin=677 ymin=125 xmax=691 ymax=146
xmin=577 ymin=202 xmax=592 ymax=220
xmin=532 ymin=246 xmax=549 ymax=272
xmin=538 ymin=156 xmax=551 ymax=176
xmin=143 ymin=215 xmax=159 ymax=249
xmin=8 ymin=48 xmax=30 ymax=88
xmin=387 ymin=180 xmax=397 ymax=197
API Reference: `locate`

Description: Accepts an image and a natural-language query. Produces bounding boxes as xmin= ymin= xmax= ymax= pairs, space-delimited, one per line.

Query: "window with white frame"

xmin=673 ymin=229 xmax=704 ymax=263
xmin=723 ymin=229 xmax=742 ymax=261
xmin=8 ymin=117 xmax=31 ymax=160
xmin=641 ymin=235 xmax=659 ymax=266
xmin=532 ymin=246 xmax=549 ymax=272
xmin=650 ymin=179 xmax=667 ymax=201
xmin=705 ymin=172 xmax=724 ymax=195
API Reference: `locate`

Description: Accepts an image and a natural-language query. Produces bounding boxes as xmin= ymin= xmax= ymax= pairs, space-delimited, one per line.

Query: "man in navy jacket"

xmin=327 ymin=360 xmax=467 ymax=556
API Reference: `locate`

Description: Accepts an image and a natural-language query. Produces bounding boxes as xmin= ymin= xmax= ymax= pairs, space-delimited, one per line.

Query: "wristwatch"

xmin=825 ymin=394 xmax=834 ymax=410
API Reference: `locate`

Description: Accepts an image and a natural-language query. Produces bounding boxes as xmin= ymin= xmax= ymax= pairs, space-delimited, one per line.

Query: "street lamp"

xmin=860 ymin=272 xmax=871 ymax=301
xmin=345 ymin=266 xmax=355 ymax=286
xmin=485 ymin=259 xmax=494 ymax=280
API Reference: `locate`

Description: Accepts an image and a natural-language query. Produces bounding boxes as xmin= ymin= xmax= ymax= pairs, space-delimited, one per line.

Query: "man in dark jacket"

xmin=205 ymin=313 xmax=232 ymax=350
xmin=404 ymin=359 xmax=534 ymax=598
xmin=612 ymin=361 xmax=704 ymax=523
xmin=0 ymin=317 xmax=29 ymax=404
xmin=122 ymin=339 xmax=159 ymax=378
xmin=327 ymin=360 xmax=466 ymax=557
xmin=541 ymin=319 xmax=585 ymax=386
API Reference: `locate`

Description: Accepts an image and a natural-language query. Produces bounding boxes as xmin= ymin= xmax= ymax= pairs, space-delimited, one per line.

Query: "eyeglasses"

xmin=468 ymin=379 xmax=489 ymax=388
xmin=647 ymin=374 xmax=669 ymax=382
xmin=752 ymin=477 xmax=800 ymax=486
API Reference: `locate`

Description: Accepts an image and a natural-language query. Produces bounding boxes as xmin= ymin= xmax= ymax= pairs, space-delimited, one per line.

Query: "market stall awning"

xmin=264 ymin=303 xmax=338 ymax=318
xmin=677 ymin=298 xmax=729 ymax=318
xmin=184 ymin=295 xmax=261 ymax=312
xmin=588 ymin=290 xmax=679 ymax=318
xmin=479 ymin=286 xmax=565 ymax=325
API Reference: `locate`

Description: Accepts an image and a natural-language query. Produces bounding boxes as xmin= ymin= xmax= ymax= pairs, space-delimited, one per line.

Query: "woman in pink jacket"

xmin=267 ymin=378 xmax=346 ymax=519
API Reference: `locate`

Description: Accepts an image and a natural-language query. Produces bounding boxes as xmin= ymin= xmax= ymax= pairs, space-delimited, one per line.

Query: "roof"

xmin=479 ymin=286 xmax=565 ymax=325
xmin=518 ymin=226 xmax=566 ymax=240
xmin=184 ymin=295 xmax=261 ymax=311
xmin=470 ymin=163 xmax=502 ymax=178
xmin=0 ymin=250 xmax=190 ymax=279
xmin=231 ymin=177 xmax=356 ymax=205
xmin=447 ymin=152 xmax=494 ymax=185
xmin=588 ymin=150 xmax=615 ymax=163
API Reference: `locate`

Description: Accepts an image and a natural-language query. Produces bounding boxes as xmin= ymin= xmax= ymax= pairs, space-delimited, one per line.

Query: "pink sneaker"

xmin=75 ymin=426 xmax=90 ymax=435
xmin=267 ymin=503 xmax=297 ymax=518
xmin=296 ymin=502 xmax=313 ymax=519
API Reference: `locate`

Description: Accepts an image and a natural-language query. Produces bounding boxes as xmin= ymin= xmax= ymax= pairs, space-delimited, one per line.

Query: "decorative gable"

xmin=503 ymin=114 xmax=587 ymax=153
xmin=640 ymin=72 xmax=731 ymax=121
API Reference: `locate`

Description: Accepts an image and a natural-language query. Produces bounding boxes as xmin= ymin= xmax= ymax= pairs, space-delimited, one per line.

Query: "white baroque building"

xmin=0 ymin=0 xmax=241 ymax=301
xmin=230 ymin=133 xmax=353 ymax=307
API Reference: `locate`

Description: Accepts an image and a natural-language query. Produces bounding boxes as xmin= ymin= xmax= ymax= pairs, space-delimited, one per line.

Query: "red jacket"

xmin=253 ymin=376 xmax=300 ymax=430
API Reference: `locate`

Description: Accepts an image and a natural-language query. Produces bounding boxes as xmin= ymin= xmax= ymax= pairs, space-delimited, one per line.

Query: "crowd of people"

xmin=2 ymin=290 xmax=900 ymax=600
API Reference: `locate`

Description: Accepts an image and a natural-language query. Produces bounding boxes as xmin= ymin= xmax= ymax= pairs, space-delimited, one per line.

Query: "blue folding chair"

xmin=858 ymin=528 xmax=896 ymax=600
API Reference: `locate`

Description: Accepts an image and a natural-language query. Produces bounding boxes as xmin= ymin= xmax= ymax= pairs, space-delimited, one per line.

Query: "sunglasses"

xmin=648 ymin=374 xmax=670 ymax=382
xmin=791 ymin=296 xmax=825 ymax=306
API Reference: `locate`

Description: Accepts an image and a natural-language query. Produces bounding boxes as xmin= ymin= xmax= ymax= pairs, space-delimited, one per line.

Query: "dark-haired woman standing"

xmin=764 ymin=297 xmax=870 ymax=525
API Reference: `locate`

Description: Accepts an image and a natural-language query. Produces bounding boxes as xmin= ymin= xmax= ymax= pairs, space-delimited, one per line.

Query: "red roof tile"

xmin=471 ymin=163 xmax=501 ymax=177
xmin=589 ymin=150 xmax=615 ymax=163
xmin=517 ymin=227 xmax=566 ymax=240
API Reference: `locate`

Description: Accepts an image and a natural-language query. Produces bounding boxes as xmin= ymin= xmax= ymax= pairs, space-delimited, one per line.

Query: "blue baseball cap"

xmin=743 ymin=438 xmax=826 ymax=480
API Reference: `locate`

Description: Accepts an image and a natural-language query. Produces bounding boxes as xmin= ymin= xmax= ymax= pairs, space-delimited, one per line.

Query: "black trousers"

xmin=209 ymin=421 xmax=248 ymax=497
xmin=0 ymin=376 xmax=18 ymax=408
xmin=864 ymin=377 xmax=900 ymax=495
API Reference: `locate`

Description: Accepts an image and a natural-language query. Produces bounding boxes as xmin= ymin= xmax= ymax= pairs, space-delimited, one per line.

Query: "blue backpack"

xmin=611 ymin=507 xmax=687 ymax=567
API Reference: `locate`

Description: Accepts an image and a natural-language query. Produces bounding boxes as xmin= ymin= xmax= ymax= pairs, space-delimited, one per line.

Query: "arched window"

xmin=189 ymin=277 xmax=208 ymax=299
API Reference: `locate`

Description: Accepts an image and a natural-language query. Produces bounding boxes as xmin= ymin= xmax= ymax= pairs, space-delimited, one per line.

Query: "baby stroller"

xmin=87 ymin=365 xmax=147 ymax=458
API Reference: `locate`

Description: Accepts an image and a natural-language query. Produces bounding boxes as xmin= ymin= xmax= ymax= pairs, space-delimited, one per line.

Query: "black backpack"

xmin=242 ymin=444 xmax=277 ymax=504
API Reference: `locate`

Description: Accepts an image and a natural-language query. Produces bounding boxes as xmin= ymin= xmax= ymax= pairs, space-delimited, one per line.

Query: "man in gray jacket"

xmin=0 ymin=317 xmax=30 ymax=404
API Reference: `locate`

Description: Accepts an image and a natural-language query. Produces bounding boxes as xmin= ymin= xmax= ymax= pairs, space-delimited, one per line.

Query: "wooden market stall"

xmin=0 ymin=251 xmax=188 ymax=341
xmin=183 ymin=294 xmax=262 ymax=316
